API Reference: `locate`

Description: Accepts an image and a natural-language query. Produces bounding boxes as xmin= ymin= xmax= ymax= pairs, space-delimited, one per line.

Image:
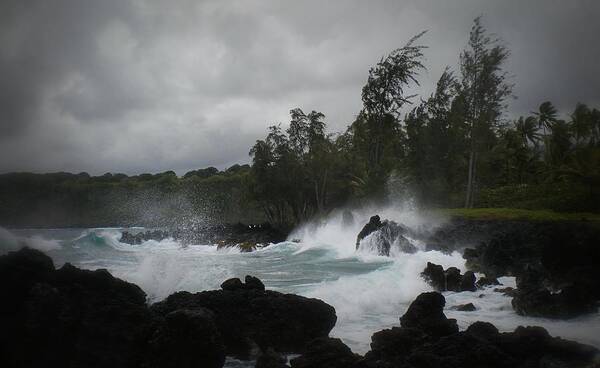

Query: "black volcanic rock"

xmin=245 ymin=275 xmax=265 ymax=291
xmin=477 ymin=276 xmax=501 ymax=288
xmin=119 ymin=229 xmax=170 ymax=245
xmin=255 ymin=349 xmax=288 ymax=368
xmin=289 ymin=337 xmax=361 ymax=368
xmin=0 ymin=248 xmax=156 ymax=368
xmin=355 ymin=215 xmax=415 ymax=256
xmin=359 ymin=292 xmax=599 ymax=368
xmin=366 ymin=327 xmax=428 ymax=364
xmin=221 ymin=277 xmax=244 ymax=291
xmin=151 ymin=277 xmax=337 ymax=357
xmin=512 ymin=268 xmax=598 ymax=319
xmin=399 ymin=292 xmax=459 ymax=338
xmin=356 ymin=215 xmax=384 ymax=248
xmin=119 ymin=222 xmax=287 ymax=250
xmin=421 ymin=262 xmax=445 ymax=290
xmin=146 ymin=308 xmax=225 ymax=368
xmin=452 ymin=302 xmax=476 ymax=311
xmin=421 ymin=262 xmax=476 ymax=292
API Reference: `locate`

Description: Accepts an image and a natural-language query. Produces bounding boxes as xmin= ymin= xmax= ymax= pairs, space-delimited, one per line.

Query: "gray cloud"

xmin=1 ymin=0 xmax=599 ymax=175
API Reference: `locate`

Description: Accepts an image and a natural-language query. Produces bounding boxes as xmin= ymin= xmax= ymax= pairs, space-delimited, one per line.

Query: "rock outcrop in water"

xmin=150 ymin=276 xmax=337 ymax=358
xmin=119 ymin=229 xmax=170 ymax=245
xmin=291 ymin=292 xmax=600 ymax=368
xmin=421 ymin=262 xmax=477 ymax=292
xmin=459 ymin=220 xmax=600 ymax=318
xmin=0 ymin=248 xmax=336 ymax=368
xmin=355 ymin=215 xmax=416 ymax=256
xmin=119 ymin=222 xmax=286 ymax=251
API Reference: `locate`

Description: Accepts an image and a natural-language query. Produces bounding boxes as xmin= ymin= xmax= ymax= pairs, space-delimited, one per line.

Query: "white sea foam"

xmin=2 ymin=209 xmax=599 ymax=358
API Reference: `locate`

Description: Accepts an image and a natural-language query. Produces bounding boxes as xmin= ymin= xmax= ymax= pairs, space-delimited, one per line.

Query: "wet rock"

xmin=179 ymin=222 xmax=287 ymax=250
xmin=477 ymin=276 xmax=501 ymax=288
xmin=497 ymin=325 xmax=599 ymax=366
xmin=494 ymin=287 xmax=517 ymax=297
xmin=255 ymin=348 xmax=288 ymax=368
xmin=364 ymin=314 xmax=599 ymax=368
xmin=452 ymin=302 xmax=476 ymax=311
xmin=356 ymin=215 xmax=384 ymax=249
xmin=355 ymin=216 xmax=416 ymax=256
xmin=289 ymin=337 xmax=361 ymax=368
xmin=399 ymin=292 xmax=458 ymax=338
xmin=151 ymin=276 xmax=336 ymax=357
xmin=0 ymin=248 xmax=156 ymax=368
xmin=120 ymin=223 xmax=288 ymax=251
xmin=221 ymin=277 xmax=244 ymax=291
xmin=365 ymin=327 xmax=428 ymax=364
xmin=420 ymin=262 xmax=476 ymax=292
xmin=119 ymin=229 xmax=169 ymax=245
xmin=445 ymin=267 xmax=463 ymax=291
xmin=512 ymin=269 xmax=598 ymax=319
xmin=421 ymin=262 xmax=445 ymax=291
xmin=460 ymin=271 xmax=477 ymax=292
xmin=146 ymin=308 xmax=225 ymax=368
xmin=245 ymin=275 xmax=265 ymax=291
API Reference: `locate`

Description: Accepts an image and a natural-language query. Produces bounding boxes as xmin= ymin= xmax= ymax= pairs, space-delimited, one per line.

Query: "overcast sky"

xmin=1 ymin=0 xmax=599 ymax=175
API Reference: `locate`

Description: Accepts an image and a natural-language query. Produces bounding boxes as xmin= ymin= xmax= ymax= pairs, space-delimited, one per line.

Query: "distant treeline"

xmin=2 ymin=17 xmax=599 ymax=229
xmin=0 ymin=165 xmax=264 ymax=228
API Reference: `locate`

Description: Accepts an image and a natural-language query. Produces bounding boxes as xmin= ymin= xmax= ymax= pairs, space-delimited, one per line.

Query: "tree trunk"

xmin=465 ymin=149 xmax=475 ymax=208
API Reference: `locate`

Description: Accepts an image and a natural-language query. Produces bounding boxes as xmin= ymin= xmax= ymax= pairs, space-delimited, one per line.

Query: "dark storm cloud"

xmin=1 ymin=0 xmax=599 ymax=174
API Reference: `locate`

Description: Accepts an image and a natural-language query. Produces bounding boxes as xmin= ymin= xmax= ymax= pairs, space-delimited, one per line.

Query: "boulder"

xmin=356 ymin=215 xmax=415 ymax=255
xmin=245 ymin=275 xmax=266 ymax=291
xmin=221 ymin=277 xmax=244 ymax=291
xmin=365 ymin=327 xmax=428 ymax=364
xmin=145 ymin=309 xmax=225 ymax=368
xmin=512 ymin=270 xmax=598 ymax=319
xmin=421 ymin=262 xmax=445 ymax=290
xmin=399 ymin=292 xmax=458 ymax=338
xmin=289 ymin=337 xmax=361 ymax=368
xmin=477 ymin=276 xmax=501 ymax=288
xmin=451 ymin=302 xmax=476 ymax=312
xmin=355 ymin=215 xmax=384 ymax=249
xmin=151 ymin=277 xmax=336 ymax=357
xmin=0 ymin=248 xmax=156 ymax=368
xmin=363 ymin=315 xmax=599 ymax=368
xmin=460 ymin=271 xmax=477 ymax=292
xmin=119 ymin=229 xmax=169 ymax=245
xmin=420 ymin=262 xmax=476 ymax=292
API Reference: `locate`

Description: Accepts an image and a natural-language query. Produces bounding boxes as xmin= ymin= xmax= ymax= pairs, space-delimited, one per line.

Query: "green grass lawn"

xmin=431 ymin=208 xmax=600 ymax=223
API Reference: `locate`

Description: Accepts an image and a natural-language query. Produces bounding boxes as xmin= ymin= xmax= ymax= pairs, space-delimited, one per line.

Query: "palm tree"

xmin=532 ymin=101 xmax=558 ymax=163
xmin=533 ymin=101 xmax=558 ymax=133
xmin=570 ymin=103 xmax=592 ymax=146
xmin=515 ymin=116 xmax=541 ymax=147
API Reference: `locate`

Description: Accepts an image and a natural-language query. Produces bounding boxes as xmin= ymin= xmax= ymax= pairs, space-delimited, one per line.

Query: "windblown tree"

xmin=459 ymin=17 xmax=513 ymax=207
xmin=249 ymin=109 xmax=348 ymax=227
xmin=353 ymin=31 xmax=427 ymax=195
xmin=404 ymin=68 xmax=463 ymax=204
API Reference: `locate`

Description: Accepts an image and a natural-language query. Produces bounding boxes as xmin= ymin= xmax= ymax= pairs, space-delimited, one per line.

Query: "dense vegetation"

xmin=247 ymin=17 xmax=600 ymax=226
xmin=1 ymin=17 xmax=598 ymax=228
xmin=0 ymin=165 xmax=262 ymax=227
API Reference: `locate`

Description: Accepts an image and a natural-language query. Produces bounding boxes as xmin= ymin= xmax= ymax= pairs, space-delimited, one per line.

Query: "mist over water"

xmin=2 ymin=205 xmax=599 ymax=356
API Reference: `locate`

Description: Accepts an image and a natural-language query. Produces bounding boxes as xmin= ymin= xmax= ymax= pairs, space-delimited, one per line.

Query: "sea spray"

xmin=2 ymin=218 xmax=600 ymax=356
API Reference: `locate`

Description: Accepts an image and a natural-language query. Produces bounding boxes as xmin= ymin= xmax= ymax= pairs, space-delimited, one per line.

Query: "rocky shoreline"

xmin=119 ymin=222 xmax=287 ymax=251
xmin=2 ymin=246 xmax=599 ymax=368
xmin=355 ymin=215 xmax=600 ymax=320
